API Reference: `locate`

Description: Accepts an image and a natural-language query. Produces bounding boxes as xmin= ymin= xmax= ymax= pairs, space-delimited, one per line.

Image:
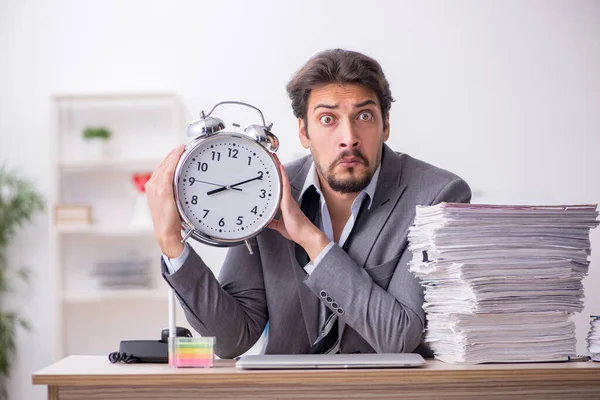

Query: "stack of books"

xmin=55 ymin=204 xmax=92 ymax=225
xmin=408 ymin=203 xmax=599 ymax=364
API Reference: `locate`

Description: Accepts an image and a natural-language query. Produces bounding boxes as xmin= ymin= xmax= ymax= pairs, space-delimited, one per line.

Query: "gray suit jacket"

xmin=162 ymin=144 xmax=471 ymax=358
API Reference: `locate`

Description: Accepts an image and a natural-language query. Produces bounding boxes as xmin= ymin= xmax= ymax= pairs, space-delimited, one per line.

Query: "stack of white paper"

xmin=408 ymin=203 xmax=599 ymax=364
xmin=587 ymin=316 xmax=600 ymax=362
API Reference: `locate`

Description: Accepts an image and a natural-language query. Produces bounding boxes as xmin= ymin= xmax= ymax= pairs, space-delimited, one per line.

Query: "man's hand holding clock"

xmin=147 ymin=144 xmax=328 ymax=263
xmin=267 ymin=156 xmax=330 ymax=263
xmin=146 ymin=100 xmax=328 ymax=260
xmin=146 ymin=144 xmax=186 ymax=259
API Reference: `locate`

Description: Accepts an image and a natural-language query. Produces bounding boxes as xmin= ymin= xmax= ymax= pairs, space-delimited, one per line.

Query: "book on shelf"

xmin=55 ymin=204 xmax=92 ymax=225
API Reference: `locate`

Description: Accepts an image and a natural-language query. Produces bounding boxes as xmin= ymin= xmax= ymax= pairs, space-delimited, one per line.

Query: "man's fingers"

xmin=156 ymin=145 xmax=185 ymax=174
xmin=273 ymin=156 xmax=293 ymax=203
xmin=156 ymin=146 xmax=177 ymax=171
xmin=279 ymin=163 xmax=300 ymax=217
xmin=164 ymin=144 xmax=185 ymax=177
xmin=279 ymin=164 xmax=292 ymax=204
xmin=147 ymin=145 xmax=185 ymax=195
xmin=279 ymin=162 xmax=289 ymax=187
xmin=268 ymin=218 xmax=290 ymax=241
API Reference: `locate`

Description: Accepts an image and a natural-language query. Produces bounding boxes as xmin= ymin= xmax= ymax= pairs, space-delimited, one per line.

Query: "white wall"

xmin=1 ymin=0 xmax=599 ymax=398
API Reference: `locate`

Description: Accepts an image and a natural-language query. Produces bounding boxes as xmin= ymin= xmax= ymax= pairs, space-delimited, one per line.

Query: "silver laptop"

xmin=235 ymin=353 xmax=425 ymax=369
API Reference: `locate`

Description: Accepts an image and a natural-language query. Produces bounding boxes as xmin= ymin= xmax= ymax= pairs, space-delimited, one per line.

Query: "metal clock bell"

xmin=173 ymin=101 xmax=282 ymax=254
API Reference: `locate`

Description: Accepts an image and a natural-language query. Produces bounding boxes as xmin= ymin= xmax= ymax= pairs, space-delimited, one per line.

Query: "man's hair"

xmin=286 ymin=49 xmax=394 ymax=126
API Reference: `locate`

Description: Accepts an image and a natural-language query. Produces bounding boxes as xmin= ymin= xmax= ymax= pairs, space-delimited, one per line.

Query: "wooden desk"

xmin=33 ymin=355 xmax=600 ymax=400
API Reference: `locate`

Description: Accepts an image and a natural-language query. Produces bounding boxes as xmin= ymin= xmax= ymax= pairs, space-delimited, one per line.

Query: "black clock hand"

xmin=228 ymin=175 xmax=264 ymax=189
xmin=206 ymin=175 xmax=263 ymax=196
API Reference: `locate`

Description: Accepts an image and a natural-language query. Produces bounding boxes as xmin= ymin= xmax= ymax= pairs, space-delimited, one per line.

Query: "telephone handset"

xmin=108 ymin=326 xmax=193 ymax=364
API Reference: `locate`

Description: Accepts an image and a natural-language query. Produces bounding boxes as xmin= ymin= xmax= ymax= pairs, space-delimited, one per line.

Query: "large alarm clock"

xmin=173 ymin=101 xmax=282 ymax=254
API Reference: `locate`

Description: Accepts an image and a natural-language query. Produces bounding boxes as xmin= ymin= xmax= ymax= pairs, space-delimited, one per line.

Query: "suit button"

xmin=337 ymin=308 xmax=345 ymax=315
xmin=326 ymin=297 xmax=333 ymax=303
xmin=319 ymin=291 xmax=327 ymax=298
xmin=332 ymin=302 xmax=338 ymax=308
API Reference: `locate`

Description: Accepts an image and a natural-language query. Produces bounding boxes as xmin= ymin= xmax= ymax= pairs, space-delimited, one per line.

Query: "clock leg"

xmin=245 ymin=240 xmax=254 ymax=255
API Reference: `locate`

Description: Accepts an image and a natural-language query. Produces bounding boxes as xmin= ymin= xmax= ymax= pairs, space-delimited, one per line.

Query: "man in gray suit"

xmin=146 ymin=49 xmax=471 ymax=358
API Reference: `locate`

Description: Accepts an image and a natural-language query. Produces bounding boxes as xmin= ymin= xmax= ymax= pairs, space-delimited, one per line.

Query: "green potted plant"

xmin=0 ymin=165 xmax=45 ymax=400
xmin=82 ymin=127 xmax=112 ymax=159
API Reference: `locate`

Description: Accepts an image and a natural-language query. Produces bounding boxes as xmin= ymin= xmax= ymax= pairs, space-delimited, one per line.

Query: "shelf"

xmin=52 ymin=92 xmax=184 ymax=359
xmin=55 ymin=92 xmax=178 ymax=101
xmin=55 ymin=224 xmax=155 ymax=237
xmin=59 ymin=157 xmax=163 ymax=172
xmin=63 ymin=288 xmax=167 ymax=303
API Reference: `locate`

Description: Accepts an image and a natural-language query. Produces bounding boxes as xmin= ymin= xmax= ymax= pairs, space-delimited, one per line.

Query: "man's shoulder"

xmin=396 ymin=151 xmax=465 ymax=185
xmin=383 ymin=146 xmax=471 ymax=203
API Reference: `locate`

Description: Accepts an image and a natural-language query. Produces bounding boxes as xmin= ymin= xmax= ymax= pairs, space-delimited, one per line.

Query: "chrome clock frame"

xmin=173 ymin=102 xmax=282 ymax=254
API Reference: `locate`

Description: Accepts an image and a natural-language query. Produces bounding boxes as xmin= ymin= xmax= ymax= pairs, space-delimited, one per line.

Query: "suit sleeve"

xmin=304 ymin=178 xmax=472 ymax=353
xmin=161 ymin=239 xmax=268 ymax=359
xmin=431 ymin=178 xmax=472 ymax=205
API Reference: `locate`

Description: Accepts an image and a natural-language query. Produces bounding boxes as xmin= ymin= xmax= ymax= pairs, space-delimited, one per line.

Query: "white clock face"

xmin=175 ymin=133 xmax=281 ymax=243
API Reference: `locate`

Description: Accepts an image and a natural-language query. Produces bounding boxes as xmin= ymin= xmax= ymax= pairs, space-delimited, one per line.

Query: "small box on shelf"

xmin=55 ymin=204 xmax=92 ymax=225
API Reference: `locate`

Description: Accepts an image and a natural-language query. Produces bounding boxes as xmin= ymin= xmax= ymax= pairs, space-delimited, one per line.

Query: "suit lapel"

xmin=286 ymin=158 xmax=320 ymax=344
xmin=339 ymin=145 xmax=408 ymax=343
xmin=345 ymin=145 xmax=406 ymax=268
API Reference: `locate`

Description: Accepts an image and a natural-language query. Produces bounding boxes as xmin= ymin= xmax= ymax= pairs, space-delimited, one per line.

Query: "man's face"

xmin=299 ymin=83 xmax=390 ymax=194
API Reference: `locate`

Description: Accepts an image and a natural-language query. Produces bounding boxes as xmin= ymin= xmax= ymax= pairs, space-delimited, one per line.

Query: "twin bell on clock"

xmin=173 ymin=101 xmax=282 ymax=255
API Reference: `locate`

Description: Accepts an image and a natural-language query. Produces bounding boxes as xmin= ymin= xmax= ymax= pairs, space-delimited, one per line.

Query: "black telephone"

xmin=108 ymin=327 xmax=193 ymax=364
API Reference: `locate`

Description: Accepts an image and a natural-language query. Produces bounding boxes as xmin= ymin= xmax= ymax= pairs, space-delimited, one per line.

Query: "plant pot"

xmin=83 ymin=139 xmax=108 ymax=159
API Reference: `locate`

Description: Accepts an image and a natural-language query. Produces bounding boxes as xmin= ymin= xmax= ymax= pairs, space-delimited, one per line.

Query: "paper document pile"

xmin=408 ymin=203 xmax=599 ymax=364
xmin=588 ymin=316 xmax=600 ymax=362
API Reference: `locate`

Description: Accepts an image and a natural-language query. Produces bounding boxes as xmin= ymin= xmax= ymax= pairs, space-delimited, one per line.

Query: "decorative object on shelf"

xmin=173 ymin=101 xmax=282 ymax=255
xmin=91 ymin=255 xmax=151 ymax=289
xmin=131 ymin=173 xmax=153 ymax=227
xmin=82 ymin=126 xmax=112 ymax=159
xmin=55 ymin=204 xmax=92 ymax=225
xmin=0 ymin=165 xmax=45 ymax=400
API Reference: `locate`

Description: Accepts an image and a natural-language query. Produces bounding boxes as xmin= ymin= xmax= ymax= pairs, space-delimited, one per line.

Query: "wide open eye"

xmin=320 ymin=115 xmax=335 ymax=125
xmin=358 ymin=111 xmax=373 ymax=121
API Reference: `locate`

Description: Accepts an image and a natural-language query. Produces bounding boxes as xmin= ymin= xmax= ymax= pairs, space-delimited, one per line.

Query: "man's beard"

xmin=315 ymin=147 xmax=380 ymax=194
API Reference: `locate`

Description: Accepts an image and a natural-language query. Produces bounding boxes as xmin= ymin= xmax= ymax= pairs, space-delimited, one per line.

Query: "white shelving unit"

xmin=55 ymin=224 xmax=155 ymax=236
xmin=62 ymin=288 xmax=166 ymax=303
xmin=59 ymin=157 xmax=166 ymax=172
xmin=49 ymin=93 xmax=191 ymax=360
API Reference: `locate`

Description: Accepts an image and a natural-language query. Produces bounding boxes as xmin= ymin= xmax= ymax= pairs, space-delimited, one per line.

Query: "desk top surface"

xmin=32 ymin=355 xmax=600 ymax=387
